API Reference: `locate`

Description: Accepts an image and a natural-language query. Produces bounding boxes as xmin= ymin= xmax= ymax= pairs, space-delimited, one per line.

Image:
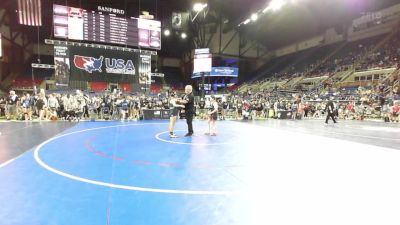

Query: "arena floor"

xmin=0 ymin=119 xmax=399 ymax=225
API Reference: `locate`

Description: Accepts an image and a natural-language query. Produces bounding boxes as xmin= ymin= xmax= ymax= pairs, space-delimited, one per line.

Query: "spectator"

xmin=21 ymin=92 xmax=33 ymax=121
xmin=6 ymin=90 xmax=19 ymax=120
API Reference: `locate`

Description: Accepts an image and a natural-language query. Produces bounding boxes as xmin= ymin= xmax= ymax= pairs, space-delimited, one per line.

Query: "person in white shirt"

xmin=6 ymin=90 xmax=19 ymax=120
xmin=64 ymin=94 xmax=78 ymax=121
xmin=273 ymin=101 xmax=279 ymax=118
xmin=47 ymin=94 xmax=60 ymax=120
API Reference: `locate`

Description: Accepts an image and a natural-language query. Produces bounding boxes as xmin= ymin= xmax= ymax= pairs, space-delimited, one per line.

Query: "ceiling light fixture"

xmin=251 ymin=13 xmax=258 ymax=21
xmin=263 ymin=0 xmax=286 ymax=13
xmin=193 ymin=3 xmax=208 ymax=12
xmin=181 ymin=32 xmax=187 ymax=39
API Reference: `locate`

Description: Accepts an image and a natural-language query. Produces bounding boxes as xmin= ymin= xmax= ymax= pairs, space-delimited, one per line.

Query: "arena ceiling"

xmin=215 ymin=0 xmax=400 ymax=49
xmin=88 ymin=0 xmax=400 ymax=51
xmin=3 ymin=0 xmax=399 ymax=57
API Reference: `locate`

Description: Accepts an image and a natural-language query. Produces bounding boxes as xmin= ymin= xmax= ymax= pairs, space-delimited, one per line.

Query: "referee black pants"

xmin=325 ymin=112 xmax=337 ymax=124
xmin=186 ymin=112 xmax=194 ymax=134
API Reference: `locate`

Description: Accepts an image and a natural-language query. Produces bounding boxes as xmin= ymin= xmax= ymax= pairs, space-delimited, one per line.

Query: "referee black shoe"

xmin=184 ymin=133 xmax=193 ymax=137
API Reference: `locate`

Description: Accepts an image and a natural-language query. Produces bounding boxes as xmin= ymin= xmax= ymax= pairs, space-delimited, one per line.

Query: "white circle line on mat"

xmin=34 ymin=123 xmax=240 ymax=195
xmin=155 ymin=130 xmax=238 ymax=146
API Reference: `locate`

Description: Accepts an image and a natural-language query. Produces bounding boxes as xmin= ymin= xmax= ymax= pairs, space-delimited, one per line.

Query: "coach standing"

xmin=181 ymin=85 xmax=195 ymax=136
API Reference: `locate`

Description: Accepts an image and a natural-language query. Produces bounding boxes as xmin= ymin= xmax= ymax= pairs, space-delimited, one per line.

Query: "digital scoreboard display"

xmin=53 ymin=4 xmax=161 ymax=50
xmin=193 ymin=54 xmax=212 ymax=74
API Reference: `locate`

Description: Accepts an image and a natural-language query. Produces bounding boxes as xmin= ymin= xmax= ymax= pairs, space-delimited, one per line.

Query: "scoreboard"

xmin=53 ymin=4 xmax=161 ymax=50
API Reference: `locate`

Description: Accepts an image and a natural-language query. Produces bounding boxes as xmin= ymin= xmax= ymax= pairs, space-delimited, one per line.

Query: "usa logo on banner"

xmin=18 ymin=0 xmax=42 ymax=26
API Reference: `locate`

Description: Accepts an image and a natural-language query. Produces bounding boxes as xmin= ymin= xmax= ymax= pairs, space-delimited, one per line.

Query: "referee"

xmin=325 ymin=98 xmax=337 ymax=124
xmin=181 ymin=85 xmax=195 ymax=137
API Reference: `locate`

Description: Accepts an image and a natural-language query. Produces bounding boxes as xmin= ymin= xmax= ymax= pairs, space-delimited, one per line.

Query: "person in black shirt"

xmin=119 ymin=97 xmax=130 ymax=120
xmin=168 ymin=92 xmax=185 ymax=138
xmin=206 ymin=96 xmax=219 ymax=136
xmin=21 ymin=92 xmax=33 ymax=121
xmin=132 ymin=97 xmax=140 ymax=120
xmin=199 ymin=98 xmax=205 ymax=109
xmin=325 ymin=98 xmax=337 ymax=124
xmin=221 ymin=100 xmax=228 ymax=120
xmin=0 ymin=97 xmax=6 ymax=117
xmin=180 ymin=85 xmax=195 ymax=137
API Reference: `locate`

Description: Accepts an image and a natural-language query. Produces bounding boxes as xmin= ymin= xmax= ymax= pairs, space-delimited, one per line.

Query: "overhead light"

xmin=251 ymin=13 xmax=258 ymax=21
xmin=181 ymin=32 xmax=187 ymax=39
xmin=164 ymin=29 xmax=171 ymax=36
xmin=243 ymin=19 xmax=251 ymax=25
xmin=263 ymin=0 xmax=286 ymax=13
xmin=193 ymin=3 xmax=207 ymax=12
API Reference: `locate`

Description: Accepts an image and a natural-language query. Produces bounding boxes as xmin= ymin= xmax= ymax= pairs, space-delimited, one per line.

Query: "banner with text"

xmin=54 ymin=44 xmax=71 ymax=87
xmin=192 ymin=67 xmax=239 ymax=78
xmin=69 ymin=45 xmax=144 ymax=85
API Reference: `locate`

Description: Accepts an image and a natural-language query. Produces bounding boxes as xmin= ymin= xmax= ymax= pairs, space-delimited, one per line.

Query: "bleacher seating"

xmin=238 ymin=31 xmax=399 ymax=93
xmin=11 ymin=77 xmax=43 ymax=90
xmin=151 ymin=84 xmax=163 ymax=93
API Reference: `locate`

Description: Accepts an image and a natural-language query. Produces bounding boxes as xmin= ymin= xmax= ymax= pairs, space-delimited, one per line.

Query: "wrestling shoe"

xmin=170 ymin=133 xmax=178 ymax=138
